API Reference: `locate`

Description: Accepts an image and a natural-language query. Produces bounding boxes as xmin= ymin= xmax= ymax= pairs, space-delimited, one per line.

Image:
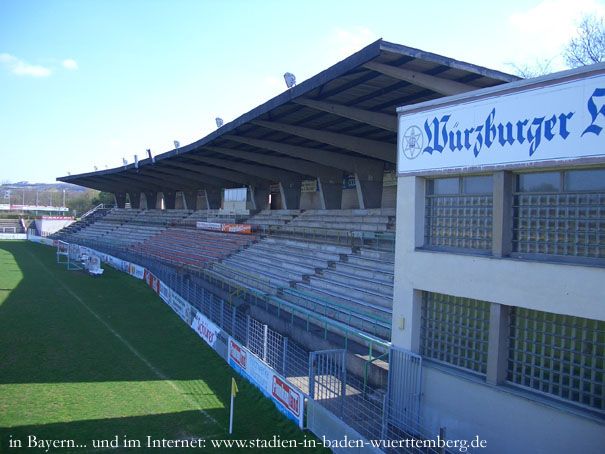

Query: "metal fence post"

xmin=381 ymin=393 xmax=388 ymax=440
xmin=262 ymin=324 xmax=268 ymax=363
xmin=246 ymin=315 xmax=251 ymax=348
xmin=309 ymin=352 xmax=315 ymax=399
xmin=231 ymin=305 xmax=236 ymax=337
xmin=282 ymin=337 xmax=288 ymax=376
xmin=340 ymin=350 xmax=346 ymax=419
xmin=220 ymin=300 xmax=224 ymax=328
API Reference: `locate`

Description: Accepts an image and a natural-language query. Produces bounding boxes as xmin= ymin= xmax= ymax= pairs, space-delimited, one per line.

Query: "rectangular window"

xmin=425 ymin=176 xmax=493 ymax=252
xmin=507 ymin=308 xmax=604 ymax=412
xmin=512 ymin=169 xmax=605 ymax=263
xmin=421 ymin=292 xmax=490 ymax=374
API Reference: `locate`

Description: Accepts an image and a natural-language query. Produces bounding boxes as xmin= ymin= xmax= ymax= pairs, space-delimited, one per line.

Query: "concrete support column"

xmin=205 ymin=189 xmax=221 ymax=209
xmin=144 ymin=192 xmax=158 ymax=210
xmin=249 ymin=186 xmax=269 ymax=211
xmin=163 ymin=190 xmax=176 ymax=210
xmin=183 ymin=191 xmax=197 ymax=210
xmin=279 ymin=179 xmax=301 ymax=210
xmin=354 ymin=161 xmax=385 ymax=209
xmin=114 ymin=192 xmax=126 ymax=209
xmin=128 ymin=192 xmax=141 ymax=209
xmin=391 ymin=176 xmax=426 ymax=352
xmin=487 ymin=303 xmax=510 ymax=385
xmin=318 ymin=171 xmax=343 ymax=209
xmin=492 ymin=171 xmax=513 ymax=257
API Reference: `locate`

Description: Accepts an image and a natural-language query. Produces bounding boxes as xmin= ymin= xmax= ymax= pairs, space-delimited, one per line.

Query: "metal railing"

xmin=278 ymin=286 xmax=391 ymax=341
xmin=81 ymin=203 xmax=105 ymax=220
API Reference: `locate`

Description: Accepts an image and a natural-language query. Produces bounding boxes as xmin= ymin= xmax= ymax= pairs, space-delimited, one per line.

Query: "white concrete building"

xmin=393 ymin=64 xmax=605 ymax=453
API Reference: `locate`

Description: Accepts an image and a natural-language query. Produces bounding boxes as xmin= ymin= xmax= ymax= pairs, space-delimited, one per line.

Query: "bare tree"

xmin=564 ymin=14 xmax=605 ymax=67
xmin=507 ymin=59 xmax=553 ymax=78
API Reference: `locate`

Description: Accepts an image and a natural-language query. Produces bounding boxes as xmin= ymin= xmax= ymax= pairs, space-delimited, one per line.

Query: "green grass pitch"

xmin=0 ymin=241 xmax=329 ymax=453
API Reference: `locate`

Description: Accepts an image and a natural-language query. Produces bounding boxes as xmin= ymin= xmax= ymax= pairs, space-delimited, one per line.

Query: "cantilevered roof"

xmin=58 ymin=39 xmax=519 ymax=193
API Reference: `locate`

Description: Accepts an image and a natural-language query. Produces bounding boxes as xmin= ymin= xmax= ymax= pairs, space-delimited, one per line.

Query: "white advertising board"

xmin=397 ymin=73 xmax=605 ymax=174
xmin=190 ymin=311 xmax=220 ymax=348
xmin=228 ymin=337 xmax=304 ymax=428
xmin=196 ymin=221 xmax=221 ymax=230
xmin=127 ymin=262 xmax=145 ymax=280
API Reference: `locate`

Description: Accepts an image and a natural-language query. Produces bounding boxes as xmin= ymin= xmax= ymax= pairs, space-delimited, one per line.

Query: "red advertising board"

xmin=221 ymin=224 xmax=252 ymax=234
xmin=229 ymin=339 xmax=247 ymax=369
xmin=271 ymin=375 xmax=301 ymax=418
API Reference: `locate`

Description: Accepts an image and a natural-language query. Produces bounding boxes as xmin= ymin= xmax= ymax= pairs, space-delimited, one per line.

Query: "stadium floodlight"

xmin=284 ymin=72 xmax=296 ymax=88
xmin=215 ymin=117 xmax=224 ymax=128
xmin=147 ymin=148 xmax=155 ymax=163
xmin=134 ymin=154 xmax=139 ymax=169
xmin=174 ymin=140 xmax=180 ymax=149
xmin=67 ymin=172 xmax=71 ymax=176
xmin=94 ymin=166 xmax=98 ymax=171
xmin=122 ymin=158 xmax=128 ymax=166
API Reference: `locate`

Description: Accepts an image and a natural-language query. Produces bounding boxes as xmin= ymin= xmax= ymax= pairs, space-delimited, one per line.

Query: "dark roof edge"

xmin=379 ymin=41 xmax=520 ymax=83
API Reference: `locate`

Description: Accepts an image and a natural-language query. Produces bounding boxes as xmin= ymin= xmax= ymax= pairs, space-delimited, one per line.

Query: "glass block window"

xmin=508 ymin=308 xmax=604 ymax=412
xmin=425 ymin=176 xmax=493 ymax=252
xmin=421 ymin=292 xmax=491 ymax=374
xmin=512 ymin=170 xmax=605 ymax=262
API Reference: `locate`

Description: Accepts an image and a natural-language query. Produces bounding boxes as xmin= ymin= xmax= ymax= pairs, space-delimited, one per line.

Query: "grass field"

xmin=0 ymin=241 xmax=329 ymax=453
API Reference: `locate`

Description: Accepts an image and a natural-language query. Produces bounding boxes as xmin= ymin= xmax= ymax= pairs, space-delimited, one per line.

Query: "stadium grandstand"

xmin=46 ymin=39 xmax=604 ymax=453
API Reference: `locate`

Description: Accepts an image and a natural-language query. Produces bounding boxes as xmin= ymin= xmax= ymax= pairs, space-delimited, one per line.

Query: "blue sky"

xmin=1 ymin=0 xmax=604 ymax=183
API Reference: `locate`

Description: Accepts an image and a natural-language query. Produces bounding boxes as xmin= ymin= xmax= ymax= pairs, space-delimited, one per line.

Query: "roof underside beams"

xmin=58 ymin=40 xmax=518 ymax=195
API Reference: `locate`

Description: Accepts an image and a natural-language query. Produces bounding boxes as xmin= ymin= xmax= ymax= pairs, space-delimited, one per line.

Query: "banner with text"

xmin=397 ymin=73 xmax=605 ymax=174
xmin=190 ymin=311 xmax=220 ymax=349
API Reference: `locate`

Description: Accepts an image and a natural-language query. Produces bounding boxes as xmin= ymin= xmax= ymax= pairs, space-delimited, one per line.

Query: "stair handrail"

xmin=81 ymin=203 xmax=105 ymax=220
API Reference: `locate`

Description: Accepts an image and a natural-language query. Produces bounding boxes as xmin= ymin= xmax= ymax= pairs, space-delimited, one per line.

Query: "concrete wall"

xmin=341 ymin=189 xmax=359 ymax=209
xmin=300 ymin=191 xmax=323 ymax=210
xmin=380 ymin=185 xmax=397 ymax=208
xmin=392 ymin=175 xmax=605 ymax=453
xmin=223 ymin=200 xmax=246 ymax=211
xmin=421 ymin=366 xmax=604 ymax=454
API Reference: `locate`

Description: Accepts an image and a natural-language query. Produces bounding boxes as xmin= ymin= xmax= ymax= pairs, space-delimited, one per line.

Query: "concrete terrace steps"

xmin=292 ymin=283 xmax=392 ymax=321
xmin=306 ymin=275 xmax=392 ymax=308
xmin=296 ymin=214 xmax=391 ymax=224
xmin=147 ymin=237 xmax=235 ymax=257
xmin=302 ymin=208 xmax=395 ymax=216
xmin=253 ymin=242 xmax=343 ymax=263
xmin=320 ymin=269 xmax=393 ymax=295
xmin=263 ymin=237 xmax=353 ymax=255
xmin=355 ymin=248 xmax=395 ymax=262
xmin=158 ymin=231 xmax=244 ymax=250
xmin=211 ymin=262 xmax=287 ymax=292
xmin=276 ymin=290 xmax=391 ymax=331
xmin=227 ymin=249 xmax=317 ymax=276
xmin=345 ymin=255 xmax=394 ymax=273
xmin=167 ymin=228 xmax=255 ymax=246
xmin=222 ymin=254 xmax=305 ymax=283
xmin=285 ymin=221 xmax=388 ymax=232
xmin=131 ymin=245 xmax=212 ymax=268
xmin=133 ymin=242 xmax=221 ymax=261
xmin=330 ymin=262 xmax=394 ymax=284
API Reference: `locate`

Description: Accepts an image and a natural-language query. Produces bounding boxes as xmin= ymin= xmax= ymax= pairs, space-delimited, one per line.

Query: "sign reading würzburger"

xmin=397 ymin=72 xmax=605 ymax=174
